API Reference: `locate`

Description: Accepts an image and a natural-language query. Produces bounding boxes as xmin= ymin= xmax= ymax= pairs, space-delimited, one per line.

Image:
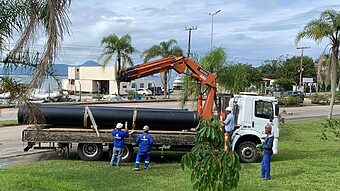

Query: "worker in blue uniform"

xmin=110 ymin=122 xmax=129 ymax=167
xmin=134 ymin=125 xmax=154 ymax=171
xmin=258 ymin=124 xmax=274 ymax=180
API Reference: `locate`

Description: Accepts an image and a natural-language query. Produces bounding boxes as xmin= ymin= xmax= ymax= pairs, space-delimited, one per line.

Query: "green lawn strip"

xmin=0 ymin=119 xmax=339 ymax=191
xmin=0 ymin=120 xmax=17 ymax=126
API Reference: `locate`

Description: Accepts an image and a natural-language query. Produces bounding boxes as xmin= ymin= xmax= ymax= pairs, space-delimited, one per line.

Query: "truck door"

xmin=252 ymin=100 xmax=274 ymax=136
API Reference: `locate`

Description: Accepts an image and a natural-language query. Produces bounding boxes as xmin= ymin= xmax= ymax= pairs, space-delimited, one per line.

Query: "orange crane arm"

xmin=118 ymin=56 xmax=217 ymax=120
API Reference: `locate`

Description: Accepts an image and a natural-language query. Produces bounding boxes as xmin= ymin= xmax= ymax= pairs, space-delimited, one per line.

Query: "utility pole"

xmin=185 ymin=26 xmax=197 ymax=58
xmin=207 ymin=10 xmax=221 ymax=51
xmin=297 ymin=46 xmax=310 ymax=86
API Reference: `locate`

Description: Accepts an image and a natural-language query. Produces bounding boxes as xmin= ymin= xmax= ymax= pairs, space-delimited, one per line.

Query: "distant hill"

xmin=80 ymin=60 xmax=101 ymax=67
xmin=0 ymin=60 xmax=101 ymax=76
xmin=0 ymin=64 xmax=69 ymax=76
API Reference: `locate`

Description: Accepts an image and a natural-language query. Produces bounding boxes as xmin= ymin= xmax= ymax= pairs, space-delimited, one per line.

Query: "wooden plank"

xmin=22 ymin=129 xmax=196 ymax=145
xmin=85 ymin=106 xmax=100 ymax=137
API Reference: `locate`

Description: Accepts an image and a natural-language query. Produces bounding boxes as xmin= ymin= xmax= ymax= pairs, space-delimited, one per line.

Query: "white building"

xmin=62 ymin=66 xmax=157 ymax=95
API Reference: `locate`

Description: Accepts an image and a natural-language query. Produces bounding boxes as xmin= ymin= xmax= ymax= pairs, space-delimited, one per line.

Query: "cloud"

xmin=44 ymin=0 xmax=340 ymax=66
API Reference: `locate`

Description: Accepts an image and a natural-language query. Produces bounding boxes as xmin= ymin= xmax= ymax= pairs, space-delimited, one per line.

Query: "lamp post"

xmin=185 ymin=26 xmax=198 ymax=57
xmin=297 ymin=46 xmax=310 ymax=88
xmin=207 ymin=10 xmax=221 ymax=51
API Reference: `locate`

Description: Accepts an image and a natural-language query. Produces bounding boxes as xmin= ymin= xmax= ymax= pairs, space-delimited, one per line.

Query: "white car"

xmin=136 ymin=88 xmax=152 ymax=96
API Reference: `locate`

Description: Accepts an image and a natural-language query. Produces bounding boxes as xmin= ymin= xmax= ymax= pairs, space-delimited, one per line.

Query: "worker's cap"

xmin=225 ymin=106 xmax=232 ymax=111
xmin=143 ymin=125 xmax=149 ymax=131
xmin=265 ymin=124 xmax=272 ymax=132
xmin=116 ymin=123 xmax=123 ymax=129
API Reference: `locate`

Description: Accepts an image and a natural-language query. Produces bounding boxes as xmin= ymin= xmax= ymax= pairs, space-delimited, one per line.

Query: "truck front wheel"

xmin=78 ymin=143 xmax=103 ymax=161
xmin=236 ymin=141 xmax=259 ymax=163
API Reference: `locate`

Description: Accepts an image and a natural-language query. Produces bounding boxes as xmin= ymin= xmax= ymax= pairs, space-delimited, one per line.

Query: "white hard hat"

xmin=143 ymin=125 xmax=149 ymax=131
xmin=116 ymin=123 xmax=123 ymax=129
xmin=225 ymin=106 xmax=232 ymax=111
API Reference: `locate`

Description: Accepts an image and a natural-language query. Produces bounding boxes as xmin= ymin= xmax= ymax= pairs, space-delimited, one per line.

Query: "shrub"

xmin=310 ymin=93 xmax=330 ymax=104
xmin=279 ymin=96 xmax=301 ymax=106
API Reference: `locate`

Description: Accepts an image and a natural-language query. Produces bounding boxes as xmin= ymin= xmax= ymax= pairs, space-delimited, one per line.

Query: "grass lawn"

xmin=0 ymin=119 xmax=339 ymax=191
xmin=0 ymin=120 xmax=17 ymax=126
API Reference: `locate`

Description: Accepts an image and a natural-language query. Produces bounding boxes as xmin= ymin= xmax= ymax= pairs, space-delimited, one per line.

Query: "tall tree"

xmin=100 ymin=34 xmax=135 ymax=95
xmin=180 ymin=48 xmax=226 ymax=107
xmin=296 ymin=9 xmax=340 ymax=118
xmin=2 ymin=0 xmax=71 ymax=88
xmin=316 ymin=54 xmax=332 ymax=91
xmin=279 ymin=56 xmax=316 ymax=84
xmin=221 ymin=63 xmax=258 ymax=94
xmin=0 ymin=0 xmax=71 ymax=123
xmin=142 ymin=39 xmax=183 ymax=98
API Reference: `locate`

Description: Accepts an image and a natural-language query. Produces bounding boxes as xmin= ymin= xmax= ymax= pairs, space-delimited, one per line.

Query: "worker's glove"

xmin=256 ymin=144 xmax=263 ymax=149
xmin=260 ymin=139 xmax=264 ymax=144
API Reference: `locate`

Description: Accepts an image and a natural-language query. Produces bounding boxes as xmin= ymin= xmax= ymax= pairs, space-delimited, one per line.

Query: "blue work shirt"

xmin=136 ymin=133 xmax=154 ymax=153
xmin=224 ymin=113 xmax=235 ymax=132
xmin=112 ymin=130 xmax=129 ymax=148
xmin=263 ymin=135 xmax=274 ymax=155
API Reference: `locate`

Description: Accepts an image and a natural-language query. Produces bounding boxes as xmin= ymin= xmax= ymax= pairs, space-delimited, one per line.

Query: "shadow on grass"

xmin=56 ymin=150 xmax=186 ymax=164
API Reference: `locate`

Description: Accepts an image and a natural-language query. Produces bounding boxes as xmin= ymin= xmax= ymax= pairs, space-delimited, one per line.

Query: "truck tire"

xmin=78 ymin=143 xmax=103 ymax=161
xmin=236 ymin=141 xmax=259 ymax=163
xmin=108 ymin=144 xmax=134 ymax=163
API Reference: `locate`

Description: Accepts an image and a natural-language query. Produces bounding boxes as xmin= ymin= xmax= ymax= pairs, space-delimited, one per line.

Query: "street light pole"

xmin=185 ymin=26 xmax=197 ymax=58
xmin=207 ymin=10 xmax=221 ymax=51
xmin=297 ymin=46 xmax=310 ymax=86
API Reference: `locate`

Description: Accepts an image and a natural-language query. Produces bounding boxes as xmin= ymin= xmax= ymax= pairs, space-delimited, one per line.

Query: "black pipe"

xmin=18 ymin=104 xmax=199 ymax=131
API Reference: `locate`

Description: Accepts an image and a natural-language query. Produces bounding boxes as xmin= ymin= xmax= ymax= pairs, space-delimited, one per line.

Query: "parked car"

xmin=161 ymin=87 xmax=173 ymax=95
xmin=136 ymin=88 xmax=152 ymax=96
xmin=148 ymin=87 xmax=162 ymax=95
xmin=282 ymin=91 xmax=305 ymax=102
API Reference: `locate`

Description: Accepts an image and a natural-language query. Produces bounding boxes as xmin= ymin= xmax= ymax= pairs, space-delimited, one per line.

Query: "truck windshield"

xmin=255 ymin=101 xmax=274 ymax=119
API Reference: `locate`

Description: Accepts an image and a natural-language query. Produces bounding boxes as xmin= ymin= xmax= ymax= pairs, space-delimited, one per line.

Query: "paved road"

xmin=0 ymin=125 xmax=56 ymax=167
xmin=1 ymin=101 xmax=340 ymax=167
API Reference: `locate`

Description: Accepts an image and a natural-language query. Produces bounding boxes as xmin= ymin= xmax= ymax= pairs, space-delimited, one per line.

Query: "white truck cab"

xmin=218 ymin=94 xmax=279 ymax=163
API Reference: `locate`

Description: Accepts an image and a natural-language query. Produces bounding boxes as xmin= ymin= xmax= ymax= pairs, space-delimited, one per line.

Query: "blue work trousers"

xmin=261 ymin=154 xmax=272 ymax=179
xmin=134 ymin=151 xmax=151 ymax=169
xmin=110 ymin=147 xmax=123 ymax=167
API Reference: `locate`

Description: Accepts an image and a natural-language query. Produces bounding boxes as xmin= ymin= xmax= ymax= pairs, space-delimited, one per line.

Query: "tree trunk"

xmin=116 ymin=54 xmax=121 ymax=95
xmin=162 ymin=71 xmax=168 ymax=99
xmin=328 ymin=46 xmax=339 ymax=119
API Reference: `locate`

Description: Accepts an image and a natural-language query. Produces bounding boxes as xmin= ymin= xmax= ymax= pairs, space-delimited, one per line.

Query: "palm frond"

xmin=142 ymin=45 xmax=162 ymax=62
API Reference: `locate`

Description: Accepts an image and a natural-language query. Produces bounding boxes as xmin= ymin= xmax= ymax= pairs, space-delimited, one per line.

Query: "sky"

xmin=21 ymin=0 xmax=340 ymax=66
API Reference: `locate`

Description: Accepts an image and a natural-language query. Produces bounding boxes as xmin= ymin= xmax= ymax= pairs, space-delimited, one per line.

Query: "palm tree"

xmin=1 ymin=0 xmax=71 ymax=87
xmin=0 ymin=0 xmax=71 ymax=123
xmin=316 ymin=54 xmax=332 ymax=92
xmin=100 ymin=34 xmax=135 ymax=95
xmin=143 ymin=39 xmax=183 ymax=98
xmin=296 ymin=9 xmax=340 ymax=118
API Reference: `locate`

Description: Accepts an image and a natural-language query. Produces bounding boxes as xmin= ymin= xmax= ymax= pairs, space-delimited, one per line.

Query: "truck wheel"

xmin=236 ymin=141 xmax=259 ymax=163
xmin=108 ymin=145 xmax=134 ymax=163
xmin=78 ymin=143 xmax=103 ymax=161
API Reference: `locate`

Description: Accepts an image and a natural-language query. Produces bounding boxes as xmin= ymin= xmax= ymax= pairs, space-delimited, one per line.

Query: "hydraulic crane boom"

xmin=118 ymin=56 xmax=216 ymax=120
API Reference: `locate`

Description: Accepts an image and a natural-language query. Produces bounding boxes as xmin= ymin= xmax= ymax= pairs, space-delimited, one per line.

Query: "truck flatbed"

xmin=22 ymin=126 xmax=196 ymax=146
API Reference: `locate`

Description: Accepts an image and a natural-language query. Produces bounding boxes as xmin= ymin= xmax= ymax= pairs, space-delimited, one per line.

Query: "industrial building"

xmin=61 ymin=65 xmax=157 ymax=95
